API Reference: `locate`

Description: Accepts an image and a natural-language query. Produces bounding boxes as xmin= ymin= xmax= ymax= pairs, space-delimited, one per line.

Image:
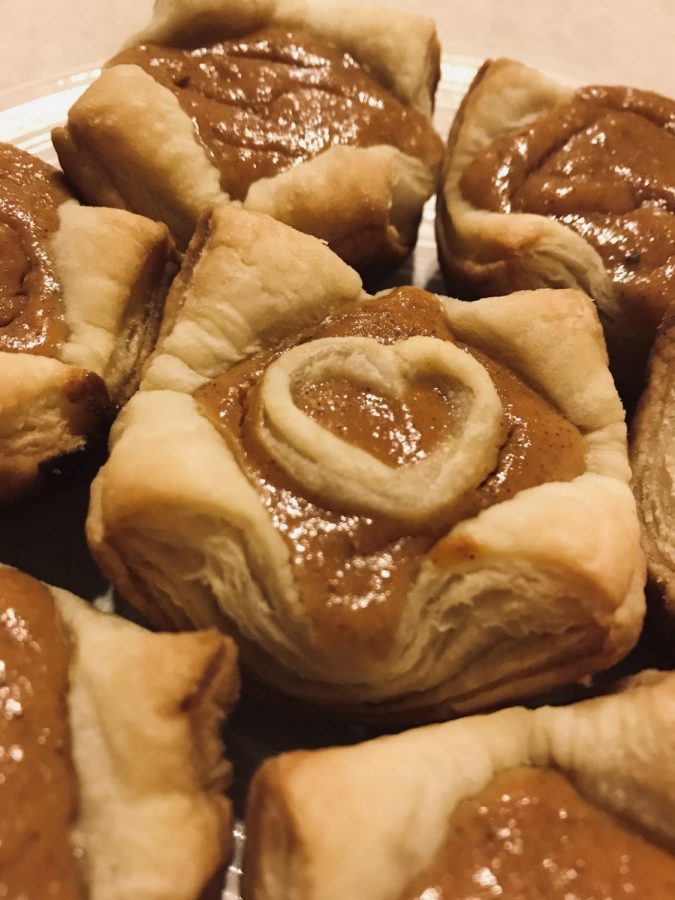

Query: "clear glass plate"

xmin=0 ymin=56 xmax=482 ymax=900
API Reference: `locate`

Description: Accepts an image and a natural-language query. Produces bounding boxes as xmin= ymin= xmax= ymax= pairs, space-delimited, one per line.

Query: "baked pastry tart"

xmin=0 ymin=142 xmax=173 ymax=501
xmin=631 ymin=302 xmax=675 ymax=619
xmin=87 ymin=205 xmax=644 ymax=721
xmin=0 ymin=563 xmax=239 ymax=899
xmin=52 ymin=0 xmax=443 ymax=278
xmin=243 ymin=669 xmax=675 ymax=900
xmin=436 ymin=58 xmax=675 ymax=383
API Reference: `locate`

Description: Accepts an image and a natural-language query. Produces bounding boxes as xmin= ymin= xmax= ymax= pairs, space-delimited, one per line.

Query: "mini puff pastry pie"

xmin=0 ymin=142 xmax=173 ymax=501
xmin=243 ymin=670 xmax=675 ymax=900
xmin=436 ymin=58 xmax=675 ymax=383
xmin=87 ymin=205 xmax=644 ymax=721
xmin=0 ymin=563 xmax=239 ymax=900
xmin=52 ymin=0 xmax=443 ymax=277
xmin=631 ymin=303 xmax=675 ymax=620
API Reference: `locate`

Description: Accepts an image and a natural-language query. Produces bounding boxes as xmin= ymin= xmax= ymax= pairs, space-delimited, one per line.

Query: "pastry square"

xmin=87 ymin=205 xmax=644 ymax=721
xmin=0 ymin=563 xmax=239 ymax=899
xmin=53 ymin=0 xmax=443 ymax=278
xmin=243 ymin=671 xmax=675 ymax=899
xmin=436 ymin=58 xmax=675 ymax=384
xmin=0 ymin=142 xmax=174 ymax=501
xmin=631 ymin=302 xmax=675 ymax=621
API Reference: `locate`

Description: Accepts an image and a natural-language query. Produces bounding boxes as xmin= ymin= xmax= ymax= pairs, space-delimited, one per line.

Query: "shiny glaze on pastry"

xmin=196 ymin=287 xmax=585 ymax=658
xmin=0 ymin=568 xmax=83 ymax=899
xmin=461 ymin=85 xmax=675 ymax=331
xmin=111 ymin=27 xmax=443 ymax=200
xmin=401 ymin=767 xmax=675 ymax=900
xmin=0 ymin=143 xmax=71 ymax=355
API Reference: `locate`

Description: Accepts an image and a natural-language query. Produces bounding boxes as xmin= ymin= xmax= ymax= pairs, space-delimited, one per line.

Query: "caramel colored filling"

xmin=461 ymin=85 xmax=675 ymax=330
xmin=0 ymin=143 xmax=71 ymax=355
xmin=111 ymin=27 xmax=442 ymax=200
xmin=196 ymin=288 xmax=585 ymax=659
xmin=401 ymin=767 xmax=675 ymax=899
xmin=0 ymin=568 xmax=83 ymax=899
xmin=295 ymin=378 xmax=457 ymax=467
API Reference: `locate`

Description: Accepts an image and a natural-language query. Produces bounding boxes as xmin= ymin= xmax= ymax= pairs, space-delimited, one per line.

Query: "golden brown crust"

xmin=0 ymin=356 xmax=110 ymax=503
xmin=630 ymin=302 xmax=675 ymax=617
xmin=243 ymin=672 xmax=675 ymax=900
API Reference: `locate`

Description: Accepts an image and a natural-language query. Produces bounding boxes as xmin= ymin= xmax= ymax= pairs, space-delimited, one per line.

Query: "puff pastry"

xmin=243 ymin=670 xmax=675 ymax=900
xmin=436 ymin=58 xmax=675 ymax=386
xmin=52 ymin=0 xmax=443 ymax=277
xmin=87 ymin=205 xmax=644 ymax=721
xmin=0 ymin=142 xmax=174 ymax=501
xmin=631 ymin=302 xmax=675 ymax=620
xmin=0 ymin=563 xmax=239 ymax=900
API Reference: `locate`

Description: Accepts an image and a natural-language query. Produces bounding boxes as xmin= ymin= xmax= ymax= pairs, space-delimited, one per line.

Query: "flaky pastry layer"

xmin=631 ymin=303 xmax=675 ymax=619
xmin=87 ymin=207 xmax=644 ymax=720
xmin=0 ymin=181 xmax=173 ymax=502
xmin=243 ymin=671 xmax=675 ymax=900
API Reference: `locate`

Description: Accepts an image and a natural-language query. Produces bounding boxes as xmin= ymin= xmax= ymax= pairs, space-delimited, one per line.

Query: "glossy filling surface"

xmin=196 ymin=288 xmax=585 ymax=657
xmin=0 ymin=568 xmax=83 ymax=898
xmin=0 ymin=143 xmax=70 ymax=355
xmin=402 ymin=767 xmax=675 ymax=899
xmin=111 ymin=27 xmax=443 ymax=200
xmin=461 ymin=85 xmax=675 ymax=329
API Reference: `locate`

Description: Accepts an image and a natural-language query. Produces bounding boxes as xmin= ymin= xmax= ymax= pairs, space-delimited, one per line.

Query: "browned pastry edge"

xmin=631 ymin=302 xmax=675 ymax=618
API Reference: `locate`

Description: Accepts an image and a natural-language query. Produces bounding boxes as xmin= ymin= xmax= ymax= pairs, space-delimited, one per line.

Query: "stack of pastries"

xmin=2 ymin=0 xmax=675 ymax=896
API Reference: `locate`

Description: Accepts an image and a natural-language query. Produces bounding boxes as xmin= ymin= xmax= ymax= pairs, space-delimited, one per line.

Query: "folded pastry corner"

xmin=52 ymin=0 xmax=443 ymax=277
xmin=631 ymin=301 xmax=675 ymax=618
xmin=0 ymin=142 xmax=175 ymax=501
xmin=87 ymin=206 xmax=644 ymax=721
xmin=242 ymin=670 xmax=675 ymax=900
xmin=437 ymin=57 xmax=675 ymax=383
xmin=0 ymin=563 xmax=239 ymax=899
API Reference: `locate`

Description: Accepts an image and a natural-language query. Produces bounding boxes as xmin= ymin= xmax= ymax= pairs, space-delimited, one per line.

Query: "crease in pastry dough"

xmin=88 ymin=207 xmax=644 ymax=719
xmin=141 ymin=205 xmax=363 ymax=393
xmin=243 ymin=145 xmax=436 ymax=279
xmin=631 ymin=303 xmax=675 ymax=617
xmin=243 ymin=671 xmax=675 ymax=900
xmin=53 ymin=0 xmax=442 ymax=274
xmin=54 ymin=65 xmax=225 ymax=248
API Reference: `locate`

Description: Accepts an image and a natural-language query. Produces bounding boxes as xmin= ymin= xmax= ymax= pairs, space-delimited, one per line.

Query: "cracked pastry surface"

xmin=0 ymin=563 xmax=239 ymax=900
xmin=436 ymin=59 xmax=675 ymax=384
xmin=0 ymin=142 xmax=173 ymax=502
xmin=87 ymin=205 xmax=644 ymax=721
xmin=53 ymin=0 xmax=442 ymax=276
xmin=243 ymin=671 xmax=675 ymax=900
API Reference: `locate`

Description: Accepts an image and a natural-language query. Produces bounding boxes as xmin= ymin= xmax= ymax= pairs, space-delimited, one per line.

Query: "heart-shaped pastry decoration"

xmin=256 ymin=335 xmax=504 ymax=524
